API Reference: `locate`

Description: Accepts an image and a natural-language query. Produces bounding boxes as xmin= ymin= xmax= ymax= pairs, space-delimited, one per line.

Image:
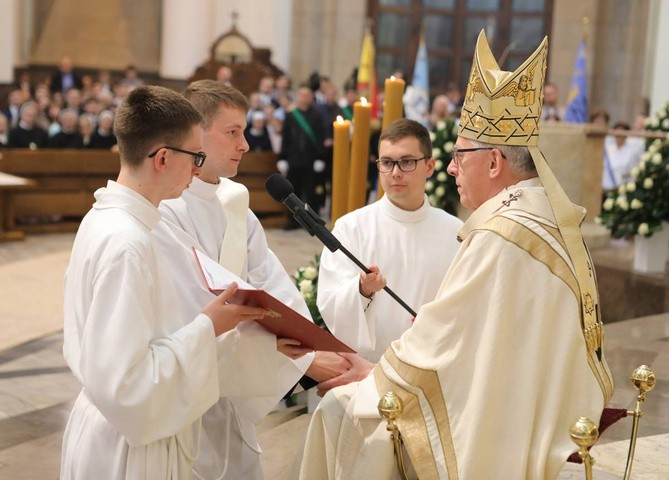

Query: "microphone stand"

xmin=293 ymin=204 xmax=418 ymax=318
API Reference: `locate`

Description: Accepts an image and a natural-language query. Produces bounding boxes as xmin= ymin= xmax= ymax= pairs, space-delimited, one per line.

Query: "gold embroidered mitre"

xmin=459 ymin=30 xmax=547 ymax=146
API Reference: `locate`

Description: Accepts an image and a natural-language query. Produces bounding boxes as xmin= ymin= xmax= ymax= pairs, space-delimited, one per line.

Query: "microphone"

xmin=265 ymin=173 xmax=417 ymax=317
xmin=265 ymin=173 xmax=341 ymax=252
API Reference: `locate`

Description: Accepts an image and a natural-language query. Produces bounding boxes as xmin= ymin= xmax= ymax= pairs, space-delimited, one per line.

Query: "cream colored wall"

xmin=289 ymin=0 xmax=365 ymax=90
xmin=29 ymin=0 xmax=161 ymax=71
xmin=548 ymin=0 xmax=650 ymax=125
xmin=0 ymin=0 xmax=18 ymax=82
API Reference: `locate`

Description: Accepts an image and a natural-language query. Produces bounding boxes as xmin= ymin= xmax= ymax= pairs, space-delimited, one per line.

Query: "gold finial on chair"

xmin=378 ymin=392 xmax=410 ymax=480
xmin=623 ymin=365 xmax=655 ymax=480
xmin=630 ymin=364 xmax=655 ymax=396
xmin=569 ymin=416 xmax=598 ymax=480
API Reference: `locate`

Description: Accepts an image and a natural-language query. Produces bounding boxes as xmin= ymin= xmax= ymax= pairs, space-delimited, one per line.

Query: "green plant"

xmin=426 ymin=118 xmax=460 ymax=215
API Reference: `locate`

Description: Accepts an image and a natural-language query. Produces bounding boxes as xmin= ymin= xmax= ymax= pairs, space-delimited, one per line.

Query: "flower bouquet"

xmin=597 ymin=105 xmax=669 ymax=239
xmin=426 ymin=118 xmax=460 ymax=215
xmin=293 ymin=254 xmax=328 ymax=330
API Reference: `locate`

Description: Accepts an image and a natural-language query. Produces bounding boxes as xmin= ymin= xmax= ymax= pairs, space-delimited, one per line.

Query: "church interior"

xmin=0 ymin=0 xmax=668 ymax=478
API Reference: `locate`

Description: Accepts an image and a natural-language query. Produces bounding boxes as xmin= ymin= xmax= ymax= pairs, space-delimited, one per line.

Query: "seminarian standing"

xmin=316 ymin=119 xmax=462 ymax=365
xmin=153 ymin=80 xmax=350 ymax=480
xmin=294 ymin=31 xmax=613 ymax=480
xmin=60 ymin=86 xmax=272 ymax=479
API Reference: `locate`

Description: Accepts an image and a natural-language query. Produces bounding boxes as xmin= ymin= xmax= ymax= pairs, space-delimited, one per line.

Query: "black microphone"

xmin=265 ymin=173 xmax=417 ymax=317
xmin=265 ymin=173 xmax=341 ymax=252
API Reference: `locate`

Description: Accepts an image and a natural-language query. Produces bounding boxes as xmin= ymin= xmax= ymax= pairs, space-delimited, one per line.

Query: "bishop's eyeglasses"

xmin=148 ymin=146 xmax=207 ymax=167
xmin=376 ymin=156 xmax=428 ymax=173
xmin=451 ymin=147 xmax=505 ymax=166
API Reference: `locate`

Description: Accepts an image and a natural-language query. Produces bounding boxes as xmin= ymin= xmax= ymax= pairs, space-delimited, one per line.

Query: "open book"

xmin=193 ymin=247 xmax=355 ymax=353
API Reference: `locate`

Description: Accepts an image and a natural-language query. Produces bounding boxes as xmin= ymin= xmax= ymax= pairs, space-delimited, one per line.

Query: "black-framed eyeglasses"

xmin=148 ymin=146 xmax=207 ymax=168
xmin=376 ymin=156 xmax=428 ymax=173
xmin=452 ymin=147 xmax=505 ymax=166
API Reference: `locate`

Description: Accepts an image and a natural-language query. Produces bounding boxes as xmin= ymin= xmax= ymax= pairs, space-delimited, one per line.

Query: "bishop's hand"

xmin=316 ymin=352 xmax=374 ymax=397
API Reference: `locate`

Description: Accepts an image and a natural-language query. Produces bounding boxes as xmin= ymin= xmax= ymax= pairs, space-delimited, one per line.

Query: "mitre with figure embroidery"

xmin=460 ymin=31 xmax=547 ymax=147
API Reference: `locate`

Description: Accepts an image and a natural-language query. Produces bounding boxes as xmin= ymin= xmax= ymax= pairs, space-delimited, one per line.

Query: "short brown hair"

xmin=379 ymin=118 xmax=432 ymax=158
xmin=114 ymin=86 xmax=202 ymax=167
xmin=183 ymin=80 xmax=249 ymax=129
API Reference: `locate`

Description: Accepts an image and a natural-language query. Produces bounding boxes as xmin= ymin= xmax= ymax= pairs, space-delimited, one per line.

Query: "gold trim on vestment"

xmin=475 ymin=213 xmax=613 ymax=402
xmin=375 ymin=348 xmax=459 ymax=480
xmin=476 ymin=216 xmax=580 ymax=301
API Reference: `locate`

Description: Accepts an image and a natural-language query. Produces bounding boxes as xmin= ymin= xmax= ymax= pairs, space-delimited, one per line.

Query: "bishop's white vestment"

xmin=156 ymin=177 xmax=313 ymax=480
xmin=317 ymin=193 xmax=462 ymax=361
xmin=61 ymin=181 xmax=221 ymax=479
xmin=297 ymin=178 xmax=613 ymax=480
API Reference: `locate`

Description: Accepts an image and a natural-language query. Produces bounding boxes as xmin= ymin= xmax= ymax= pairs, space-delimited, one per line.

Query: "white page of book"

xmin=193 ymin=248 xmax=255 ymax=291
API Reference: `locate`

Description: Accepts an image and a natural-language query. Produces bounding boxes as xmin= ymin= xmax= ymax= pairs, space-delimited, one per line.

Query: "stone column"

xmin=160 ymin=0 xmax=214 ymax=80
xmin=648 ymin=0 xmax=669 ymax=112
xmin=0 ymin=0 xmax=17 ymax=83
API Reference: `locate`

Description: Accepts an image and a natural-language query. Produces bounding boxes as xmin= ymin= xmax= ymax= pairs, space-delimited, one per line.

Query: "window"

xmin=368 ymin=0 xmax=552 ymax=95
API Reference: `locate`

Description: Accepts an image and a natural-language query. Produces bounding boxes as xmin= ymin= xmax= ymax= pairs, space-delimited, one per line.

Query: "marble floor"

xmin=0 ymin=231 xmax=667 ymax=479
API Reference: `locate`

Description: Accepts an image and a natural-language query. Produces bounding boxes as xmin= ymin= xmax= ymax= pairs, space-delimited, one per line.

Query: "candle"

xmin=377 ymin=76 xmax=406 ymax=199
xmin=347 ymin=98 xmax=372 ymax=212
xmin=382 ymin=75 xmax=405 ymax=130
xmin=332 ymin=115 xmax=351 ymax=224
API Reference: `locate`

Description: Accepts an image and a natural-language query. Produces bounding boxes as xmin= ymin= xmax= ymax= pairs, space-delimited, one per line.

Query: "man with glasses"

xmin=295 ymin=32 xmax=612 ymax=480
xmin=61 ymin=86 xmax=272 ymax=479
xmin=152 ymin=80 xmax=352 ymax=480
xmin=315 ymin=118 xmax=462 ymax=371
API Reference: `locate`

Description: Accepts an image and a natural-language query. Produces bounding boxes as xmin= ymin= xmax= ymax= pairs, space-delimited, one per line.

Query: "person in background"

xmin=79 ymin=114 xmax=96 ymax=148
xmin=8 ymin=101 xmax=48 ymax=148
xmin=601 ymin=121 xmax=645 ymax=192
xmin=89 ymin=110 xmax=117 ymax=150
xmin=0 ymin=113 xmax=9 ymax=147
xmin=428 ymin=94 xmax=450 ymax=129
xmin=590 ymin=108 xmax=610 ymax=127
xmin=244 ymin=110 xmax=273 ymax=152
xmin=541 ymin=82 xmax=565 ymax=121
xmin=216 ymin=65 xmax=233 ymax=86
xmin=48 ymin=108 xmax=83 ymax=148
xmin=279 ymin=85 xmax=326 ymax=225
xmin=50 ymin=56 xmax=83 ymax=94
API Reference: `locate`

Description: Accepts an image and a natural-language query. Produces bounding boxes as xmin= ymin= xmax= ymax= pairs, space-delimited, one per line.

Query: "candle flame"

xmin=336 ymin=115 xmax=344 ymax=123
xmin=390 ymin=75 xmax=396 ymax=81
xmin=361 ymin=97 xmax=368 ymax=105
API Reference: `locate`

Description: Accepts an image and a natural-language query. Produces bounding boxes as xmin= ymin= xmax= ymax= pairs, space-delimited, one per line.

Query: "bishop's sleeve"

xmin=77 ymin=247 xmax=220 ymax=447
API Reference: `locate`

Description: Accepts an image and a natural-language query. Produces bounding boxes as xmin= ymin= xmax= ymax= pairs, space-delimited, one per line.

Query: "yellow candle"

xmin=332 ymin=115 xmax=351 ymax=224
xmin=382 ymin=75 xmax=405 ymax=130
xmin=347 ymin=98 xmax=372 ymax=212
xmin=378 ymin=76 xmax=406 ymax=199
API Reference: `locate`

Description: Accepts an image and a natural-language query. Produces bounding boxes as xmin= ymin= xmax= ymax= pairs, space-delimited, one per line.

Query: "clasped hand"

xmin=359 ymin=265 xmax=386 ymax=298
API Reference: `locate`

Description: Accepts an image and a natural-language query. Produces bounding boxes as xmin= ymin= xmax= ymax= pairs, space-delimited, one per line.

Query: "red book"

xmin=193 ymin=248 xmax=355 ymax=353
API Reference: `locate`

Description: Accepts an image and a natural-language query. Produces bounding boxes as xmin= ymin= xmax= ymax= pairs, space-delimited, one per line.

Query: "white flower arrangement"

xmin=426 ymin=117 xmax=459 ymax=214
xmin=598 ymin=101 xmax=669 ymax=238
xmin=293 ymin=254 xmax=326 ymax=328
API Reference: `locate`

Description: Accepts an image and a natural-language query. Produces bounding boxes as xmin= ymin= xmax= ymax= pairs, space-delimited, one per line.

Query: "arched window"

xmin=369 ymin=0 xmax=553 ymax=95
